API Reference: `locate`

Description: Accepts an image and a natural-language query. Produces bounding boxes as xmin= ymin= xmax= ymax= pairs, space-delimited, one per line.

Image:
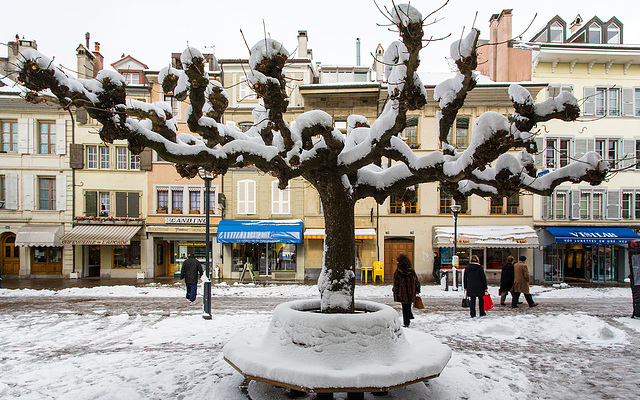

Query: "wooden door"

xmin=383 ymin=238 xmax=414 ymax=281
xmin=1 ymin=233 xmax=20 ymax=275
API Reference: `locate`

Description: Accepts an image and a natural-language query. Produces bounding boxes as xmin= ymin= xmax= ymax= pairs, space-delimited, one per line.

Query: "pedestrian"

xmin=463 ymin=255 xmax=488 ymax=317
xmin=432 ymin=251 xmax=441 ymax=284
xmin=499 ymin=255 xmax=515 ymax=306
xmin=180 ymin=253 xmax=203 ymax=303
xmin=512 ymin=255 xmax=538 ymax=308
xmin=392 ymin=253 xmax=421 ymax=328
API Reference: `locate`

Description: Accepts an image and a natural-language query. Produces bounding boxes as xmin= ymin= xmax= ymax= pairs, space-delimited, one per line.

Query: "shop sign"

xmin=448 ymin=238 xmax=470 ymax=244
xmin=165 ymin=217 xmax=205 ymax=224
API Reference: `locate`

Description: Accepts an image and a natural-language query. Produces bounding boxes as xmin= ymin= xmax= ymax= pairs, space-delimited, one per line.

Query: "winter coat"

xmin=393 ymin=266 xmax=420 ymax=304
xmin=463 ymin=262 xmax=487 ymax=297
xmin=499 ymin=262 xmax=515 ymax=293
xmin=180 ymin=256 xmax=203 ymax=284
xmin=512 ymin=261 xmax=531 ymax=294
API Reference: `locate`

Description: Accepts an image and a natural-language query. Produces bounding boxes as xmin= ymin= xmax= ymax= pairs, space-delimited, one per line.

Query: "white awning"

xmin=61 ymin=224 xmax=142 ymax=245
xmin=433 ymin=225 xmax=539 ymax=248
xmin=304 ymin=227 xmax=376 ymax=239
xmin=15 ymin=225 xmax=64 ymax=247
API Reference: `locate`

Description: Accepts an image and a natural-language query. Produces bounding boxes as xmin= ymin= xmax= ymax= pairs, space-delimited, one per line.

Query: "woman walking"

xmin=392 ymin=253 xmax=420 ymax=328
xmin=499 ymin=256 xmax=515 ymax=306
xmin=463 ymin=255 xmax=488 ymax=318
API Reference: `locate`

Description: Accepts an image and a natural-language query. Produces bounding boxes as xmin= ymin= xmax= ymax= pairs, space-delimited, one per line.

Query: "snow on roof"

xmin=0 ymin=76 xmax=25 ymax=94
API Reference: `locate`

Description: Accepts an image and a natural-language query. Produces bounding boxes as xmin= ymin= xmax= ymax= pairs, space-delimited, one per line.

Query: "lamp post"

xmin=450 ymin=204 xmax=462 ymax=291
xmin=198 ymin=168 xmax=214 ymax=320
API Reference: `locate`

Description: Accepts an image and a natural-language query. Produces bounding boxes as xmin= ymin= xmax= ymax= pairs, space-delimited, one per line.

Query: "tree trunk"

xmin=316 ymin=179 xmax=356 ymax=313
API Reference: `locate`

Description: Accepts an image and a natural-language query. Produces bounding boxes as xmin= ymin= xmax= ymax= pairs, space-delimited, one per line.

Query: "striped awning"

xmin=61 ymin=224 xmax=142 ymax=245
xmin=15 ymin=225 xmax=64 ymax=247
xmin=303 ymin=227 xmax=376 ymax=240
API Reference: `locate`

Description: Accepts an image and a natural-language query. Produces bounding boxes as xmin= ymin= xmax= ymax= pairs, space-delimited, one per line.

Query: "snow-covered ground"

xmin=1 ymin=282 xmax=638 ymax=399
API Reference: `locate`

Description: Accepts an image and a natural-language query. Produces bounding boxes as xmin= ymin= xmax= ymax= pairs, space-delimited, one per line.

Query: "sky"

xmin=2 ymin=0 xmax=640 ymax=77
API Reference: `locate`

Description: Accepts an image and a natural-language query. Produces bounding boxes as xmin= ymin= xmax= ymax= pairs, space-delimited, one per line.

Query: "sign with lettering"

xmin=165 ymin=217 xmax=206 ymax=224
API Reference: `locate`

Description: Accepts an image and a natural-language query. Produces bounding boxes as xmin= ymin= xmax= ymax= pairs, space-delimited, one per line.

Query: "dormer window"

xmin=607 ymin=24 xmax=620 ymax=44
xmin=550 ymin=22 xmax=563 ymax=43
xmin=588 ymin=23 xmax=601 ymax=43
xmin=123 ymin=73 xmax=140 ymax=85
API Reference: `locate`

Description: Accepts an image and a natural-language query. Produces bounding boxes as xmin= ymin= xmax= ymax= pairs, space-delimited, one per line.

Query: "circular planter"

xmin=223 ymin=299 xmax=451 ymax=393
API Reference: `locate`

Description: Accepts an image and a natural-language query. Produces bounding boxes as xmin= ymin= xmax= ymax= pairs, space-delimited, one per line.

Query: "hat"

xmin=519 ymin=256 xmax=527 ymax=261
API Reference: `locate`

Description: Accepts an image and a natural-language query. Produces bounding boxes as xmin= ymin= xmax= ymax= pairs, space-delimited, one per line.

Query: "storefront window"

xmin=175 ymin=242 xmax=206 ymax=266
xmin=486 ymin=249 xmax=515 ymax=270
xmin=113 ymin=242 xmax=141 ymax=269
xmin=543 ymin=243 xmax=619 ymax=282
xmin=232 ymin=242 xmax=297 ymax=273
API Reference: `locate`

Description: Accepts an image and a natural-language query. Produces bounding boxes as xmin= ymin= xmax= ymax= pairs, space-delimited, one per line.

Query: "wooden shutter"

xmin=574 ymin=138 xmax=587 ymax=160
xmin=571 ymin=190 xmax=580 ymax=219
xmin=271 ymin=181 xmax=280 ymax=214
xmin=128 ymin=192 xmax=139 ymax=218
xmin=115 ymin=192 xmax=127 ymax=217
xmin=622 ymin=139 xmax=636 ymax=168
xmin=85 ymin=191 xmax=97 ymax=217
xmin=56 ymin=175 xmax=67 ymax=211
xmin=247 ymin=180 xmax=256 ymax=214
xmin=23 ymin=174 xmax=34 ymax=210
xmin=140 ymin=148 xmax=152 ymax=170
xmin=5 ymin=173 xmax=18 ymax=210
xmin=18 ymin=118 xmax=30 ymax=154
xmin=69 ymin=144 xmax=84 ymax=169
xmin=56 ymin=119 xmax=67 ymax=155
xmin=622 ymin=88 xmax=635 ymax=116
xmin=541 ymin=196 xmax=549 ymax=220
xmin=583 ymin=87 xmax=596 ymax=116
xmin=534 ymin=137 xmax=545 ymax=168
xmin=607 ymin=190 xmax=621 ymax=219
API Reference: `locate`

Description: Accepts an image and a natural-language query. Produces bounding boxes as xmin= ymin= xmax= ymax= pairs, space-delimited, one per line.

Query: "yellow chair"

xmin=373 ymin=261 xmax=384 ymax=283
xmin=360 ymin=265 xmax=373 ymax=283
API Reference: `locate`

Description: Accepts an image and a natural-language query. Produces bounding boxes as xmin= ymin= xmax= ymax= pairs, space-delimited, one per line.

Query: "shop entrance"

xmin=1 ymin=233 xmax=20 ymax=276
xmin=31 ymin=247 xmax=63 ymax=275
xmin=87 ymin=245 xmax=100 ymax=277
xmin=232 ymin=243 xmax=297 ymax=276
xmin=384 ymin=238 xmax=414 ymax=281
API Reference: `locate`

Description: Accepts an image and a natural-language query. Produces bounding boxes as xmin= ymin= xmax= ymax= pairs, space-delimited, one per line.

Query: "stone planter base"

xmin=223 ymin=299 xmax=451 ymax=394
xmin=69 ymin=272 xmax=80 ymax=279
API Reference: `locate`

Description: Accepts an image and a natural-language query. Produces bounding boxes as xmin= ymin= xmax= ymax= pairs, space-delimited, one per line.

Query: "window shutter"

xmin=583 ymin=87 xmax=596 ymax=116
xmin=541 ymin=196 xmax=549 ymax=220
xmin=622 ymin=139 xmax=635 ymax=168
xmin=18 ymin=118 xmax=30 ymax=154
xmin=562 ymin=191 xmax=571 ymax=219
xmin=23 ymin=174 xmax=34 ymax=210
xmin=237 ymin=181 xmax=246 ymax=214
xmin=606 ymin=190 xmax=621 ymax=219
xmin=85 ymin=191 xmax=97 ymax=217
xmin=282 ymin=186 xmax=290 ymax=214
xmin=534 ymin=137 xmax=545 ymax=168
xmin=128 ymin=192 xmax=139 ymax=218
xmin=271 ymin=181 xmax=279 ymax=214
xmin=574 ymin=138 xmax=587 ymax=160
xmin=5 ymin=173 xmax=18 ymax=210
xmin=247 ymin=180 xmax=256 ymax=214
xmin=140 ymin=148 xmax=152 ymax=170
xmin=69 ymin=143 xmax=84 ymax=169
xmin=622 ymin=88 xmax=635 ymax=116
xmin=115 ymin=192 xmax=127 ymax=217
xmin=571 ymin=190 xmax=580 ymax=219
xmin=56 ymin=119 xmax=67 ymax=155
xmin=56 ymin=175 xmax=67 ymax=211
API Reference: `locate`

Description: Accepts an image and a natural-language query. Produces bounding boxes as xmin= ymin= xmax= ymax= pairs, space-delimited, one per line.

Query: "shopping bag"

xmin=483 ymin=293 xmax=494 ymax=311
xmin=414 ymin=295 xmax=425 ymax=309
xmin=461 ymin=296 xmax=470 ymax=308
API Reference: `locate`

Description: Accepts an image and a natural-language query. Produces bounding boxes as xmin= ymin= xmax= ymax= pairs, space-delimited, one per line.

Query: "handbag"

xmin=461 ymin=295 xmax=470 ymax=308
xmin=483 ymin=293 xmax=494 ymax=311
xmin=414 ymin=295 xmax=425 ymax=309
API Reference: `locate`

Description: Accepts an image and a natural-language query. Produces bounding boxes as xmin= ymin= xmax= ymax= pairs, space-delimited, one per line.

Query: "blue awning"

xmin=217 ymin=219 xmax=303 ymax=243
xmin=546 ymin=227 xmax=640 ymax=244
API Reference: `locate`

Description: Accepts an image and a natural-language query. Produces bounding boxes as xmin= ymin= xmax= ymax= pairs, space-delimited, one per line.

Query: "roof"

xmin=111 ymin=55 xmax=148 ymax=70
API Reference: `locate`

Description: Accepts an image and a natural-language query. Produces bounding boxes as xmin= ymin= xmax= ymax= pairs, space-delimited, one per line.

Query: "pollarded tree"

xmin=16 ymin=3 xmax=607 ymax=313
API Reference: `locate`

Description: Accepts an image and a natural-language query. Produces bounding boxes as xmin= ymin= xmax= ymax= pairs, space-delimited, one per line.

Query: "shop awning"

xmin=303 ymin=227 xmax=376 ymax=239
xmin=217 ymin=219 xmax=303 ymax=243
xmin=546 ymin=227 xmax=640 ymax=245
xmin=433 ymin=226 xmax=539 ymax=248
xmin=61 ymin=224 xmax=142 ymax=245
xmin=15 ymin=225 xmax=64 ymax=247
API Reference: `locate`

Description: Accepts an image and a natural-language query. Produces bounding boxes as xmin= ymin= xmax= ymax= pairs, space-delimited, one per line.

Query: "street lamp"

xmin=450 ymin=204 xmax=462 ymax=291
xmin=198 ymin=167 xmax=214 ymax=320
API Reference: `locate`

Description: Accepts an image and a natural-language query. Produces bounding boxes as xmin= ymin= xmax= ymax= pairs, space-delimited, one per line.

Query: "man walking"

xmin=512 ymin=255 xmax=538 ymax=308
xmin=180 ymin=253 xmax=203 ymax=303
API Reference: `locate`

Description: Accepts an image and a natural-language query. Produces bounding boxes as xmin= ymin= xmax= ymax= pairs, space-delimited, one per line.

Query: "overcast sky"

xmin=3 ymin=0 xmax=640 ymax=77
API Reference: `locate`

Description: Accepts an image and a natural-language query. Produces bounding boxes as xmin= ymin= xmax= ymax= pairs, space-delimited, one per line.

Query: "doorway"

xmin=1 ymin=233 xmax=20 ymax=276
xmin=88 ymin=245 xmax=100 ymax=277
xmin=383 ymin=238 xmax=414 ymax=281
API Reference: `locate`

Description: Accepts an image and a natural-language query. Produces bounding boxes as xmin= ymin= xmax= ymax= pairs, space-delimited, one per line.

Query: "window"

xmin=87 ymin=146 xmax=98 ymax=169
xmin=157 ymin=189 xmax=169 ymax=212
xmin=550 ymin=22 xmax=563 ymax=43
xmin=129 ymin=152 xmax=140 ymax=170
xmin=1 ymin=121 xmax=18 ymax=152
xmin=554 ymin=192 xmax=567 ymax=219
xmin=506 ymin=194 xmax=519 ymax=214
xmin=622 ymin=192 xmax=633 ymax=219
xmin=100 ymin=146 xmax=110 ymax=169
xmin=595 ymin=88 xmax=606 ymax=116
xmin=595 ymin=139 xmax=619 ymax=168
xmin=403 ymin=118 xmax=419 ymax=148
xmin=548 ymin=85 xmax=573 ymax=98
xmin=190 ymin=190 xmax=201 ymax=213
xmin=172 ymin=189 xmax=183 ymax=213
xmin=113 ymin=242 xmax=141 ymax=269
xmin=271 ymin=181 xmax=290 ymax=214
xmin=593 ymin=192 xmax=604 ymax=219
xmin=39 ymin=122 xmax=56 ymax=154
xmin=117 ymin=147 xmax=128 ymax=170
xmin=608 ymin=88 xmax=620 ymax=116
xmin=490 ymin=197 xmax=502 ymax=215
xmin=164 ymin=94 xmax=181 ymax=119
xmin=237 ymin=180 xmax=256 ymax=214
xmin=489 ymin=194 xmax=519 ymax=215
xmin=39 ymin=177 xmax=56 ymax=210
xmin=545 ymin=138 xmax=570 ymax=168
xmin=446 ymin=117 xmax=470 ymax=149
xmin=123 ymin=73 xmax=140 ymax=85
xmin=439 ymin=185 xmax=467 ymax=214
xmin=578 ymin=191 xmax=605 ymax=220
xmin=607 ymin=24 xmax=620 ymax=44
xmin=588 ymin=23 xmax=601 ymax=44
xmin=99 ymin=192 xmax=110 ymax=216
xmin=636 ymin=193 xmax=640 ymax=219
xmin=584 ymin=87 xmax=622 ymax=117
xmin=238 ymin=79 xmax=256 ymax=101
xmin=580 ymin=192 xmax=591 ymax=219
xmin=390 ymin=191 xmax=417 ymax=215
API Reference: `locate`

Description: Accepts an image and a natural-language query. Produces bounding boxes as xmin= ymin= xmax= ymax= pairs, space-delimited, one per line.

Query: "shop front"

xmin=537 ymin=226 xmax=640 ymax=283
xmin=218 ymin=219 xmax=303 ymax=281
xmin=15 ymin=225 xmax=65 ymax=276
xmin=433 ymin=225 xmax=539 ymax=282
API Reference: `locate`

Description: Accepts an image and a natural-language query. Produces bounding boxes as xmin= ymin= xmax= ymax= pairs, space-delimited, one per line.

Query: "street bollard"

xmin=440 ymin=271 xmax=449 ymax=291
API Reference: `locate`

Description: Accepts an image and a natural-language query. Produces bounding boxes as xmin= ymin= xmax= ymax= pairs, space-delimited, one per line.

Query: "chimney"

xmin=85 ymin=32 xmax=90 ymax=48
xmin=76 ymin=34 xmax=95 ymax=79
xmin=92 ymin=42 xmax=104 ymax=78
xmin=297 ymin=30 xmax=308 ymax=58
xmin=356 ymin=38 xmax=361 ymax=66
xmin=5 ymin=36 xmax=38 ymax=82
xmin=570 ymin=15 xmax=583 ymax=34
xmin=373 ymin=43 xmax=385 ymax=82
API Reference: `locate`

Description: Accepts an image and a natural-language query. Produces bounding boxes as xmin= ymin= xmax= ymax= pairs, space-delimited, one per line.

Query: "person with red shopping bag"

xmin=463 ymin=255 xmax=488 ymax=318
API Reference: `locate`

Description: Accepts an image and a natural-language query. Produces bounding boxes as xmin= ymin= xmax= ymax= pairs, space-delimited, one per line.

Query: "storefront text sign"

xmin=165 ymin=217 xmax=205 ymax=224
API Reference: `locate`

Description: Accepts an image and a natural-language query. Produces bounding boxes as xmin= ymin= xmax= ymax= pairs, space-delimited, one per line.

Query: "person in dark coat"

xmin=499 ymin=256 xmax=515 ymax=306
xmin=392 ymin=253 xmax=420 ymax=328
xmin=512 ymin=255 xmax=538 ymax=308
xmin=432 ymin=251 xmax=441 ymax=283
xmin=463 ymin=255 xmax=488 ymax=317
xmin=180 ymin=253 xmax=203 ymax=303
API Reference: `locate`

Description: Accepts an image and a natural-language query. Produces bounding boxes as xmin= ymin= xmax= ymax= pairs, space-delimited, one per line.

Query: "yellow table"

xmin=361 ymin=266 xmax=373 ymax=283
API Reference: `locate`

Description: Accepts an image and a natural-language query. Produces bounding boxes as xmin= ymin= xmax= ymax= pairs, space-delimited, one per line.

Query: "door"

xmin=88 ymin=245 xmax=100 ymax=277
xmin=384 ymin=238 xmax=414 ymax=281
xmin=1 ymin=233 xmax=20 ymax=275
xmin=31 ymin=247 xmax=63 ymax=275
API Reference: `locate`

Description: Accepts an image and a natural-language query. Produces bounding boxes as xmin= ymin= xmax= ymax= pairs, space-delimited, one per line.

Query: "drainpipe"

xmin=68 ymin=108 xmax=76 ymax=274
